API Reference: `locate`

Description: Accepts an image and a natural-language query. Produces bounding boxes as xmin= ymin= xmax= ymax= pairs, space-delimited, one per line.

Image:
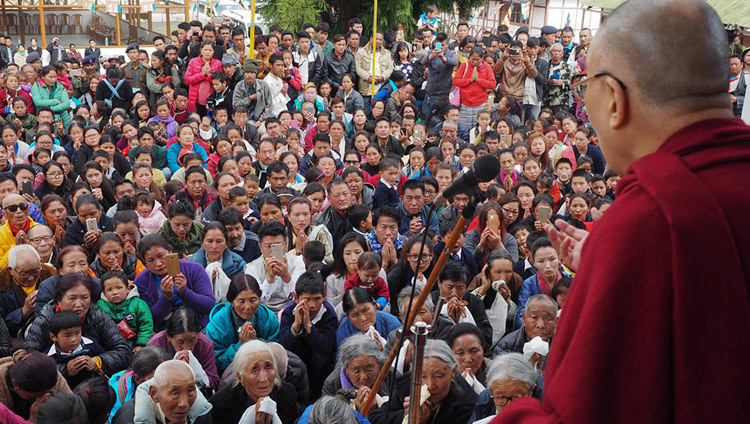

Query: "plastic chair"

xmin=45 ymin=13 xmax=58 ymax=34
xmin=6 ymin=13 xmax=18 ymax=34
xmin=72 ymin=14 xmax=83 ymax=34
xmin=60 ymin=13 xmax=71 ymax=34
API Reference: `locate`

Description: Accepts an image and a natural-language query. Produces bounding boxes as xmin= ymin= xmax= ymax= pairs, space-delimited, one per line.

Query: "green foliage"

xmin=359 ymin=0 xmax=415 ymax=35
xmin=258 ymin=0 xmax=327 ymax=32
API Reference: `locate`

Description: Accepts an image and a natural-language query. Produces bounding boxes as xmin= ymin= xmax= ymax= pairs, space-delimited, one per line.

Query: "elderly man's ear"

xmin=149 ymin=386 xmax=159 ymax=403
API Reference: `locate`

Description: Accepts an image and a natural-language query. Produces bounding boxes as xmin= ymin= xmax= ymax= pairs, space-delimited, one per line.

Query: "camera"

xmin=509 ymin=49 xmax=520 ymax=55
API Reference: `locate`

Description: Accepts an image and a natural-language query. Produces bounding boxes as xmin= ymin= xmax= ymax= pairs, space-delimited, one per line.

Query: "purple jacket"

xmin=147 ymin=330 xmax=220 ymax=391
xmin=133 ymin=259 xmax=215 ymax=327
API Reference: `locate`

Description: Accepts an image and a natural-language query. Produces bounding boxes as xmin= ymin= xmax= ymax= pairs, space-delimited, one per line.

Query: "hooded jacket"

xmin=205 ymin=301 xmax=279 ymax=372
xmin=188 ymin=247 xmax=246 ymax=280
xmin=137 ymin=201 xmax=168 ymax=234
xmin=26 ymin=302 xmax=133 ymax=375
xmin=155 ymin=219 xmax=204 ymax=257
xmin=97 ymin=292 xmax=154 ymax=347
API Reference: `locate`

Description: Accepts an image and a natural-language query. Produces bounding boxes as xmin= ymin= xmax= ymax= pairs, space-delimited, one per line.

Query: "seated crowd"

xmin=0 ymin=8 xmax=623 ymax=424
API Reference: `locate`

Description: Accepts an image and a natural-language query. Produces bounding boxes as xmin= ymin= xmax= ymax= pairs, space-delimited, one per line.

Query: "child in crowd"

xmin=134 ymin=191 xmax=167 ymax=233
xmin=372 ymin=157 xmax=401 ymax=209
xmin=302 ymin=240 xmax=326 ymax=267
xmin=47 ymin=309 xmax=106 ymax=389
xmin=96 ymin=270 xmax=154 ymax=353
xmin=344 ymin=252 xmax=390 ymax=310
xmin=348 ymin=203 xmax=373 ymax=236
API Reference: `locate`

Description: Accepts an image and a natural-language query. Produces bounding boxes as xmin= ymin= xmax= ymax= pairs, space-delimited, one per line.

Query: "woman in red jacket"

xmin=452 ymin=46 xmax=497 ymax=130
xmin=184 ymin=41 xmax=223 ymax=116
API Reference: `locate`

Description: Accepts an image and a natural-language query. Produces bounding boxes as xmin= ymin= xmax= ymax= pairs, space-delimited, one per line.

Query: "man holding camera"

xmin=494 ymin=40 xmax=538 ymax=103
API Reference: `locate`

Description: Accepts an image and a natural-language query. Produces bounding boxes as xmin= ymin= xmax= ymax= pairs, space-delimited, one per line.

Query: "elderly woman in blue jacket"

xmin=206 ymin=274 xmax=279 ymax=373
xmin=188 ymin=222 xmax=246 ymax=302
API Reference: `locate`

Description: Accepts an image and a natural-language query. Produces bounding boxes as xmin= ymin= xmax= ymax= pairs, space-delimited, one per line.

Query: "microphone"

xmin=432 ymin=154 xmax=501 ymax=206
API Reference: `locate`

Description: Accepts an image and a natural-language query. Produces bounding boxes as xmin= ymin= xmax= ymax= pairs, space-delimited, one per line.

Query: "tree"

xmin=258 ymin=0 xmax=328 ymax=32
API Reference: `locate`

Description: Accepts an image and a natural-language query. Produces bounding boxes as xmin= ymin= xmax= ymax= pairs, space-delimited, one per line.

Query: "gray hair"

xmin=525 ymin=294 xmax=557 ymax=310
xmin=337 ymin=334 xmax=383 ymax=368
xmin=308 ymin=396 xmax=357 ymax=424
xmin=397 ymin=286 xmax=433 ymax=317
xmin=234 ymin=340 xmax=281 ymax=387
xmin=549 ymin=43 xmax=563 ymax=52
xmin=442 ymin=120 xmax=458 ymax=130
xmin=486 ymin=353 xmax=537 ymax=389
xmin=152 ymin=360 xmax=195 ymax=387
xmin=8 ymin=244 xmax=41 ymax=269
xmin=424 ymin=339 xmax=457 ymax=371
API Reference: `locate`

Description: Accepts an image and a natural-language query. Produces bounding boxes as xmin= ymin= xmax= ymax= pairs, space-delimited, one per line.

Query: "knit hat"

xmin=222 ymin=53 xmax=239 ymax=67
xmin=26 ymin=52 xmax=40 ymax=64
xmin=242 ymin=58 xmax=259 ymax=74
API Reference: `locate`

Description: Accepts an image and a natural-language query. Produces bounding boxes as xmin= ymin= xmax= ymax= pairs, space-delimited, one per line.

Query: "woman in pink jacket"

xmin=452 ymin=46 xmax=497 ymax=129
xmin=184 ymin=41 xmax=223 ymax=116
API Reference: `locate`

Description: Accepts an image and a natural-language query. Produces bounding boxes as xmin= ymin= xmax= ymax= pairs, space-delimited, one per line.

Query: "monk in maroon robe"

xmin=494 ymin=0 xmax=750 ymax=423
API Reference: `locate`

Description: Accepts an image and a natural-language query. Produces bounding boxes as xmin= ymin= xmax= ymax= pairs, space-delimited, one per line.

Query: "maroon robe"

xmin=494 ymin=118 xmax=750 ymax=423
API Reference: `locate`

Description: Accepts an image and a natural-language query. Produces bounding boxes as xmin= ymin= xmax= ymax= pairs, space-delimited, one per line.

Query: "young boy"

xmin=590 ymin=174 xmax=607 ymax=199
xmin=348 ymin=203 xmax=373 ymax=236
xmin=7 ymin=97 xmax=38 ymax=143
xmin=126 ymin=146 xmax=167 ymax=185
xmin=278 ymin=270 xmax=339 ymax=400
xmin=96 ymin=270 xmax=154 ymax=353
xmin=229 ymin=186 xmax=259 ymax=229
xmin=344 ymin=252 xmax=390 ymax=310
xmin=372 ymin=157 xmax=401 ymax=210
xmin=207 ymin=71 xmax=234 ymax=117
xmin=212 ymin=105 xmax=230 ymax=133
xmin=302 ymin=240 xmax=325 ymax=268
xmin=417 ymin=4 xmax=439 ymax=33
xmin=243 ymin=174 xmax=261 ymax=201
xmin=554 ymin=157 xmax=573 ymax=196
xmin=47 ymin=309 xmax=106 ymax=388
xmin=570 ymin=168 xmax=592 ymax=195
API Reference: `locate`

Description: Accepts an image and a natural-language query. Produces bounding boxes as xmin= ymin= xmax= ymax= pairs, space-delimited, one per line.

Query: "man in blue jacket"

xmin=397 ymin=179 xmax=439 ymax=237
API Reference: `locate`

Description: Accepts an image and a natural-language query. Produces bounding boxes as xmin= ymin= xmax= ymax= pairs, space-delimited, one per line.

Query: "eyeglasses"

xmin=13 ymin=267 xmax=41 ymax=278
xmin=3 ymin=203 xmax=28 ymax=213
xmin=501 ymin=207 xmax=519 ymax=216
xmin=29 ymin=235 xmax=53 ymax=244
xmin=407 ymin=253 xmax=432 ymax=261
xmin=571 ymin=71 xmax=628 ymax=103
xmin=491 ymin=385 xmax=535 ymax=406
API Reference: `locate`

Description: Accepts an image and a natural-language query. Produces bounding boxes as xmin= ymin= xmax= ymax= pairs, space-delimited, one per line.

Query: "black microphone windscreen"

xmin=472 ymin=154 xmax=502 ymax=182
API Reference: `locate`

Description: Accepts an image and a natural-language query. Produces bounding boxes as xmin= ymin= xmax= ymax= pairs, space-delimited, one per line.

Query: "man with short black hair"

xmin=321 ymin=34 xmax=356 ymax=93
xmin=217 ymin=207 xmax=261 ymax=264
xmin=397 ymin=179 xmax=439 ymax=237
xmin=313 ymin=180 xmax=351 ymax=251
xmin=421 ymin=32 xmax=458 ymax=122
xmin=293 ymin=31 xmax=323 ymax=86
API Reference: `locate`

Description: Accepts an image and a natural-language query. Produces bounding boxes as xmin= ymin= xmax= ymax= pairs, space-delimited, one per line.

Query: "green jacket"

xmin=128 ymin=144 xmax=167 ymax=169
xmin=155 ymin=219 xmax=204 ymax=257
xmin=96 ymin=296 xmax=154 ymax=347
xmin=7 ymin=113 xmax=37 ymax=143
xmin=30 ymin=81 xmax=71 ymax=127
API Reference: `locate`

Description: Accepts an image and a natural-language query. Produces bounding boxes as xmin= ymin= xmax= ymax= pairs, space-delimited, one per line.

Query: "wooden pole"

xmin=184 ymin=0 xmax=190 ymax=25
xmin=371 ymin=0 xmax=377 ymax=96
xmin=360 ymin=212 xmax=473 ymax=416
xmin=39 ymin=2 xmax=46 ymax=48
xmin=249 ymin=0 xmax=255 ymax=58
xmin=116 ymin=11 xmax=121 ymax=46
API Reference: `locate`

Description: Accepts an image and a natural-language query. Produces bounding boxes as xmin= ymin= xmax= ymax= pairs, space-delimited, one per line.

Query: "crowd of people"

xmin=0 ymin=1 xmax=745 ymax=423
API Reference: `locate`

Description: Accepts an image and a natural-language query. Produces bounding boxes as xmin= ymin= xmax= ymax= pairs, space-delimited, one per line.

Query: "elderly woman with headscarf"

xmin=368 ymin=339 xmax=478 ymax=424
xmin=469 ymin=353 xmax=540 ymax=423
xmin=322 ymin=334 xmax=391 ymax=414
xmin=209 ymin=340 xmax=300 ymax=424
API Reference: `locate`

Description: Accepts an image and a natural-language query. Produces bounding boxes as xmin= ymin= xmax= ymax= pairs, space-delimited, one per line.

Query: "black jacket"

xmin=26 ymin=302 xmax=133 ymax=375
xmin=386 ymin=262 xmax=432 ymax=317
xmin=532 ymin=56 xmax=550 ymax=105
xmin=35 ymin=274 xmax=103 ymax=316
xmin=209 ymin=380 xmax=300 ymax=424
xmin=368 ymin=371 xmax=477 ymax=424
xmin=322 ymin=51 xmax=357 ymax=93
xmin=90 ymin=253 xmax=140 ymax=281
xmin=493 ymin=326 xmax=554 ymax=357
xmin=62 ymin=214 xmax=114 ymax=251
xmin=96 ymin=78 xmax=134 ymax=112
xmin=428 ymin=290 xmax=493 ymax=352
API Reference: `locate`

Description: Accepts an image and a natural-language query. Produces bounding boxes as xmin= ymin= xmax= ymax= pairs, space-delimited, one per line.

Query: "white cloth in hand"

xmin=238 ymin=397 xmax=282 ymax=424
xmin=523 ymin=336 xmax=549 ymax=361
xmin=175 ymin=350 xmax=210 ymax=389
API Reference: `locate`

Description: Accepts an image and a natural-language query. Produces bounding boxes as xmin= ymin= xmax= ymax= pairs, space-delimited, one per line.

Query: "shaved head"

xmin=585 ymin=0 xmax=734 ymax=174
xmin=590 ymin=0 xmax=728 ymax=107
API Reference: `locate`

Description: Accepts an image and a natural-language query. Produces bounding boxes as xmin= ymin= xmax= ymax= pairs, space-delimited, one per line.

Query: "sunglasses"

xmin=4 ymin=203 xmax=28 ymax=213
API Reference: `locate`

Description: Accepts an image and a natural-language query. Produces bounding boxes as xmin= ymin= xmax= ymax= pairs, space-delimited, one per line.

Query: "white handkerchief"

xmin=175 ymin=350 xmax=210 ymax=389
xmin=523 ymin=336 xmax=549 ymax=361
xmin=392 ymin=339 xmax=411 ymax=374
xmin=366 ymin=325 xmax=387 ymax=350
xmin=238 ymin=397 xmax=282 ymax=424
xmin=439 ymin=303 xmax=476 ymax=325
xmin=462 ymin=369 xmax=486 ymax=394
xmin=205 ymin=261 xmax=230 ymax=303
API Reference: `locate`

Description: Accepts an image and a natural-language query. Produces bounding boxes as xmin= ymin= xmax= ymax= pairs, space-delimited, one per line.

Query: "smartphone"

xmin=435 ymin=42 xmax=442 ymax=50
xmin=413 ymin=129 xmax=423 ymax=140
xmin=501 ymin=135 xmax=513 ymax=147
xmin=487 ymin=93 xmax=495 ymax=108
xmin=487 ymin=213 xmax=500 ymax=235
xmin=290 ymin=119 xmax=299 ymax=129
xmin=70 ymin=68 xmax=82 ymax=77
xmin=271 ymin=243 xmax=284 ymax=260
xmin=21 ymin=180 xmax=34 ymax=196
xmin=397 ymin=30 xmax=404 ymax=39
xmin=86 ymin=218 xmax=98 ymax=233
xmin=68 ymin=349 xmax=91 ymax=358
xmin=538 ymin=206 xmax=551 ymax=223
xmin=509 ymin=49 xmax=520 ymax=55
xmin=166 ymin=253 xmax=180 ymax=276
xmin=306 ymin=105 xmax=314 ymax=115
